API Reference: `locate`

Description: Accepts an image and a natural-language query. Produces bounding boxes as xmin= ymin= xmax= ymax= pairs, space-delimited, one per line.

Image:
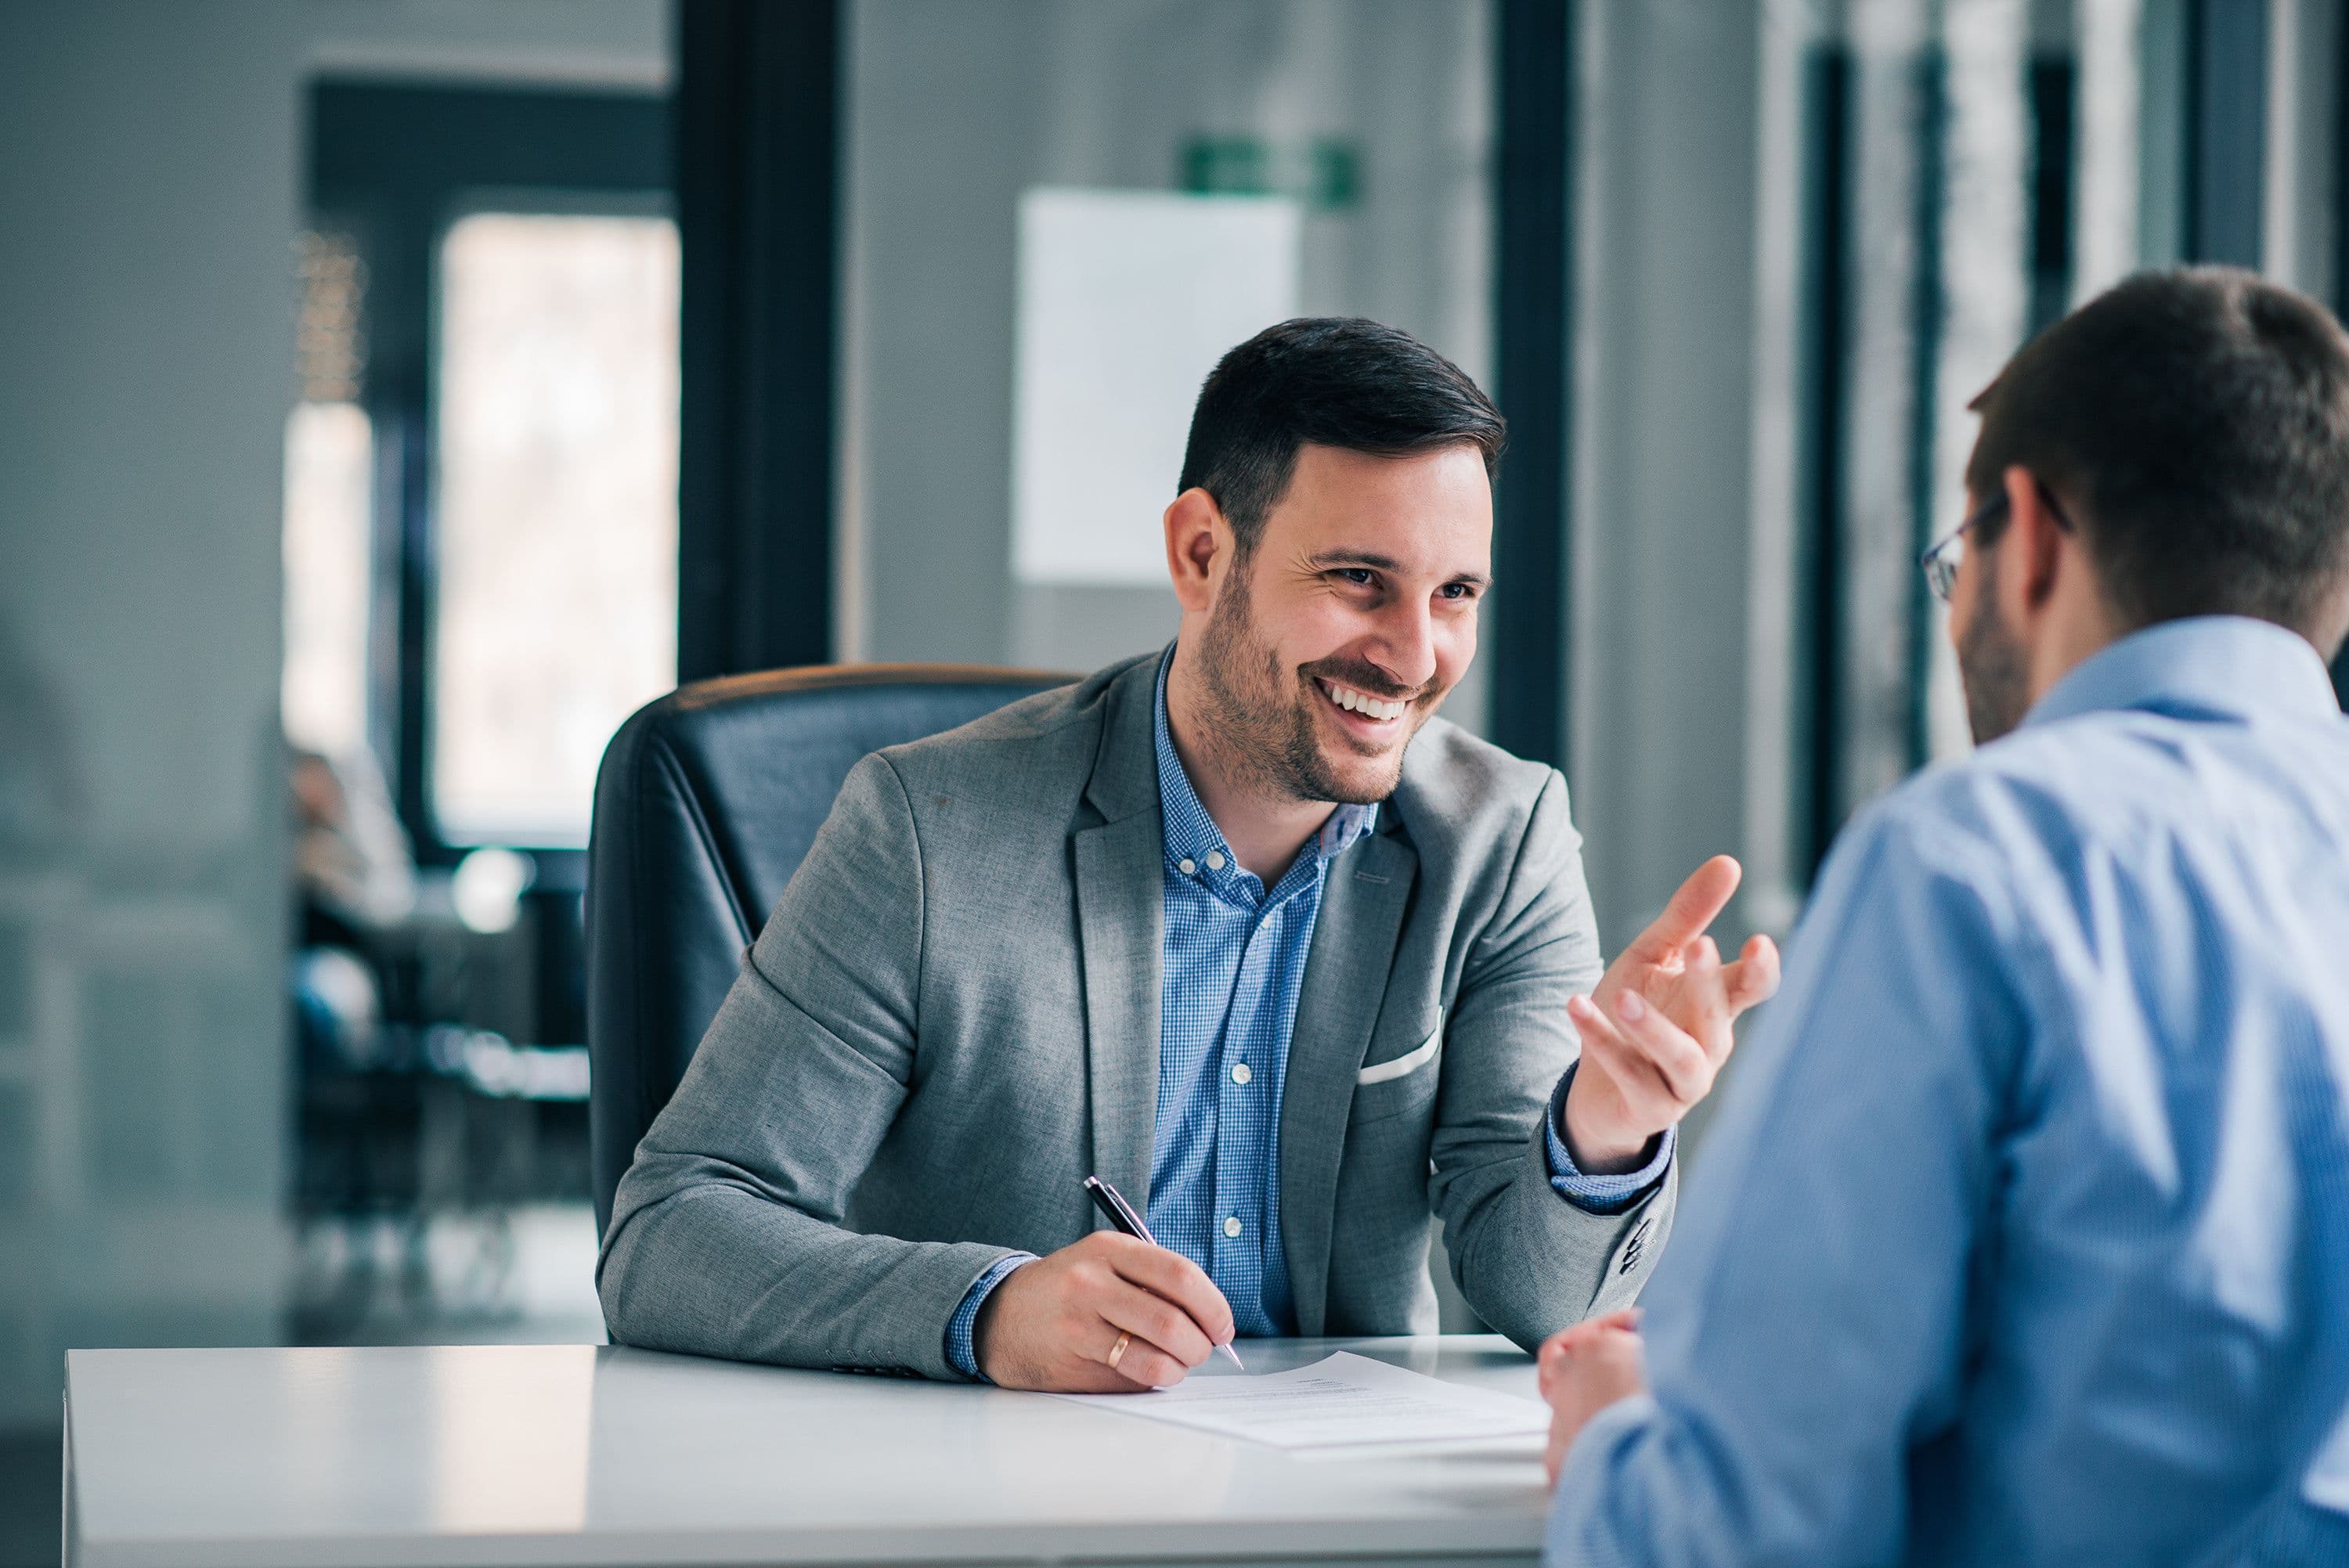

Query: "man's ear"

xmin=2001 ymin=463 xmax=2065 ymax=615
xmin=1164 ymin=487 xmax=1228 ymax=615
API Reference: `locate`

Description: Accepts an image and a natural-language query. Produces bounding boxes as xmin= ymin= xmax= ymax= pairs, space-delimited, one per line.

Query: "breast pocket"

xmin=1351 ymin=1008 xmax=1443 ymax=1126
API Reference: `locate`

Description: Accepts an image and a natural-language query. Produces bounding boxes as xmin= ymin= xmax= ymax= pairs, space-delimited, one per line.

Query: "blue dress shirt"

xmin=1548 ymin=617 xmax=2349 ymax=1567
xmin=947 ymin=651 xmax=1672 ymax=1376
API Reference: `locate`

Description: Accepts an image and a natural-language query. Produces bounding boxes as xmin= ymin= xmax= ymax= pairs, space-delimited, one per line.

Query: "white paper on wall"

xmin=1012 ymin=188 xmax=1303 ymax=585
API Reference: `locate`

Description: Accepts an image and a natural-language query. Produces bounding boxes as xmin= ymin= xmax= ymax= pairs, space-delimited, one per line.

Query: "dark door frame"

xmin=1489 ymin=0 xmax=1577 ymax=773
xmin=673 ymin=0 xmax=843 ymax=683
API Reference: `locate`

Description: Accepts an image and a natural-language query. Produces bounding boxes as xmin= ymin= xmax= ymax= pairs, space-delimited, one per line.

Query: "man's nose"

xmin=1364 ymin=600 xmax=1438 ymax=692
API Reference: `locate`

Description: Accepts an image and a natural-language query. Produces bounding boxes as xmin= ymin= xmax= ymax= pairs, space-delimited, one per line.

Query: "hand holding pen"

xmin=1084 ymin=1176 xmax=1245 ymax=1369
xmin=967 ymin=1177 xmax=1243 ymax=1391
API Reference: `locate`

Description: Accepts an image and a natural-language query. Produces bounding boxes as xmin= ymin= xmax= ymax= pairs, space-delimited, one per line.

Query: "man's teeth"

xmin=1322 ymin=680 xmax=1405 ymax=721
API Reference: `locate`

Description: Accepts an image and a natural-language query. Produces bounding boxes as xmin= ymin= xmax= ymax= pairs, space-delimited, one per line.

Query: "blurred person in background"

xmin=1539 ymin=268 xmax=2349 ymax=1566
xmin=292 ymin=748 xmax=415 ymax=941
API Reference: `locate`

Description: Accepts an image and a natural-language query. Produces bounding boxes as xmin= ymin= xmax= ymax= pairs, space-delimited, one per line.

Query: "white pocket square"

xmin=1357 ymin=1010 xmax=1444 ymax=1086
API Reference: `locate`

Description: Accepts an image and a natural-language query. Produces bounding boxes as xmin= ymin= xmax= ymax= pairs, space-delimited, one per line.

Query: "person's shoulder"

xmin=1875 ymin=702 xmax=2344 ymax=852
xmin=1831 ymin=712 xmax=2228 ymax=919
xmin=1390 ymin=716 xmax=1562 ymax=852
xmin=1851 ymin=730 xmax=2093 ymax=868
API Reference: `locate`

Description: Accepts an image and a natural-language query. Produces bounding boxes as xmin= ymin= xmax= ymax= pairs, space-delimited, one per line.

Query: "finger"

xmin=1677 ymin=935 xmax=1728 ymax=1017
xmin=1546 ymin=1309 xmax=1641 ymax=1379
xmin=1099 ymin=1325 xmax=1190 ymax=1391
xmin=1098 ymin=1276 xmax=1216 ymax=1369
xmin=1099 ymin=1235 xmax=1237 ymax=1346
xmin=1570 ymin=995 xmax=1679 ymax=1117
xmin=1539 ymin=1326 xmax=1586 ymax=1393
xmin=1543 ymin=1336 xmax=1590 ymax=1398
xmin=1723 ymin=933 xmax=1782 ymax=1011
xmin=1554 ymin=1307 xmax=1640 ymax=1349
xmin=1627 ymin=855 xmax=1741 ymax=961
xmin=1046 ymin=1331 xmax=1182 ymax=1394
xmin=1676 ymin=936 xmax=1734 ymax=1056
xmin=1683 ymin=934 xmax=1722 ymax=975
xmin=1607 ymin=989 xmax=1710 ymax=1105
xmin=1584 ymin=1325 xmax=1649 ymax=1381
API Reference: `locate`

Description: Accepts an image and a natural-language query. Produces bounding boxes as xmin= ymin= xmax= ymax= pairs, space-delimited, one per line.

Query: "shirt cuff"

xmin=1544 ymin=1062 xmax=1675 ymax=1214
xmin=944 ymin=1253 xmax=1038 ymax=1381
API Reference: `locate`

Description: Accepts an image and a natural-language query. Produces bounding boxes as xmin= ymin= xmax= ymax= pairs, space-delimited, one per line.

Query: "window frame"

xmin=307 ymin=81 xmax=672 ymax=868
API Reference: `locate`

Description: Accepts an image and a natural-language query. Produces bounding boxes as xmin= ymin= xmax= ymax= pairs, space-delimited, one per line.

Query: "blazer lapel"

xmin=1072 ymin=656 xmax=1167 ymax=1208
xmin=1279 ymin=825 xmax=1417 ymax=1334
xmin=1073 ymin=815 xmax=1163 ymax=1207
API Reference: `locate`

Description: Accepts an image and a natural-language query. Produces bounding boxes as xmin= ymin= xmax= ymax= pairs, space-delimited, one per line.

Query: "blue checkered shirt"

xmin=945 ymin=651 xmax=1670 ymax=1377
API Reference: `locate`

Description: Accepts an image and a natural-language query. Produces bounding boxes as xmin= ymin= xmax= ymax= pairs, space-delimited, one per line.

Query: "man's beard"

xmin=1191 ymin=574 xmax=1432 ymax=806
xmin=1958 ymin=587 xmax=2031 ymax=744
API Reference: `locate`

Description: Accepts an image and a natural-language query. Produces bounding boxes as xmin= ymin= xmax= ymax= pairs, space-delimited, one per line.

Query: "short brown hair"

xmin=1178 ymin=318 xmax=1505 ymax=556
xmin=1966 ymin=266 xmax=2349 ymax=654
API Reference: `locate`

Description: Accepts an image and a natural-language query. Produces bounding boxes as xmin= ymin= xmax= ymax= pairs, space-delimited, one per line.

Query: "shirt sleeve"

xmin=1546 ymin=801 xmax=2029 ymax=1568
xmin=1543 ymin=1062 xmax=1676 ymax=1214
xmin=944 ymin=1253 xmax=1038 ymax=1381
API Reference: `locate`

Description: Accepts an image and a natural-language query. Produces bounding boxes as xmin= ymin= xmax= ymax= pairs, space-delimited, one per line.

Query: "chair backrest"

xmin=584 ymin=663 xmax=1073 ymax=1233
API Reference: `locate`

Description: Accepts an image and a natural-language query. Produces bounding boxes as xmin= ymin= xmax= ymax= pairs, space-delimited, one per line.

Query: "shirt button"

xmin=1223 ymin=1216 xmax=1243 ymax=1238
xmin=1231 ymin=1061 xmax=1252 ymax=1086
xmin=1178 ymin=857 xmax=1196 ymax=875
xmin=1206 ymin=851 xmax=1226 ymax=871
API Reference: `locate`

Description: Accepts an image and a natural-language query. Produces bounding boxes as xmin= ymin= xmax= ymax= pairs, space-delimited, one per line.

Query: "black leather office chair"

xmin=584 ymin=663 xmax=1073 ymax=1234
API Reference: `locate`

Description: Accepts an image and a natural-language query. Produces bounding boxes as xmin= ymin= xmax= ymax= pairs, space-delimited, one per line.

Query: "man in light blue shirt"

xmin=1539 ymin=269 xmax=2349 ymax=1564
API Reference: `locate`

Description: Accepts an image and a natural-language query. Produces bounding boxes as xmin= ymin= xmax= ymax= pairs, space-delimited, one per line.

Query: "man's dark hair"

xmin=1178 ymin=318 xmax=1505 ymax=554
xmin=1966 ymin=265 xmax=2349 ymax=653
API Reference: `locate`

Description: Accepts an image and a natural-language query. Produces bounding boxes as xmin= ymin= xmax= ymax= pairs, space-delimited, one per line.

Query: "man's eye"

xmin=1438 ymin=582 xmax=1478 ymax=601
xmin=1336 ymin=568 xmax=1377 ymax=586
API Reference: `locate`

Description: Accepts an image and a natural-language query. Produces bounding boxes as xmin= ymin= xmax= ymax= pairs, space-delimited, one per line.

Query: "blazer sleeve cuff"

xmin=1544 ymin=1062 xmax=1676 ymax=1214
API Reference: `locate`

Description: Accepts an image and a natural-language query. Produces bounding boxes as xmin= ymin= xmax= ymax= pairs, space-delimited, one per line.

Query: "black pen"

xmin=1082 ymin=1175 xmax=1247 ymax=1369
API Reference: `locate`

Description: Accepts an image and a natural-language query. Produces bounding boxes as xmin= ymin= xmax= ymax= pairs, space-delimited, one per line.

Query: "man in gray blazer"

xmin=600 ymin=318 xmax=1778 ymax=1390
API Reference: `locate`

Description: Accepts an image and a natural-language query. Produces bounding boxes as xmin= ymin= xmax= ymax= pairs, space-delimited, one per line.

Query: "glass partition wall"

xmin=1759 ymin=0 xmax=2178 ymax=889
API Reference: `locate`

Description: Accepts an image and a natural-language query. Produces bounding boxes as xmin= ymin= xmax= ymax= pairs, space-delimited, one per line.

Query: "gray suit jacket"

xmin=598 ymin=651 xmax=1672 ymax=1379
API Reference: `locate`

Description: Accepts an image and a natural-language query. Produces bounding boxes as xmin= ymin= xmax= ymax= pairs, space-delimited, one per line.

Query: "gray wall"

xmin=0 ymin=0 xmax=664 ymax=1433
xmin=0 ymin=0 xmax=305 ymax=1430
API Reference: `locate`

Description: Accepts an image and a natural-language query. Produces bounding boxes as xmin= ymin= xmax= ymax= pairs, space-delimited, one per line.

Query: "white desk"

xmin=65 ymin=1336 xmax=1551 ymax=1568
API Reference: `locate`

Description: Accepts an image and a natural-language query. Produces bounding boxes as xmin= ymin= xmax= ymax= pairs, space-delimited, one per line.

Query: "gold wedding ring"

xmin=1107 ymin=1331 xmax=1131 ymax=1370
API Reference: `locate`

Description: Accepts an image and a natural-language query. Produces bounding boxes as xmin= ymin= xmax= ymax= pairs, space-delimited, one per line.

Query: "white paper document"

xmin=1049 ymin=1352 xmax=1550 ymax=1450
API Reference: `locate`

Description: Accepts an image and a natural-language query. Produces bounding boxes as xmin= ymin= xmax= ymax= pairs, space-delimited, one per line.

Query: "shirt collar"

xmin=2023 ymin=615 xmax=2340 ymax=732
xmin=1152 ymin=646 xmax=1378 ymax=892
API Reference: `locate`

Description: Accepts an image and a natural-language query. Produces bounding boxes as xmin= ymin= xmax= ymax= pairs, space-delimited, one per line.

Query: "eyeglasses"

xmin=1918 ymin=485 xmax=2072 ymax=604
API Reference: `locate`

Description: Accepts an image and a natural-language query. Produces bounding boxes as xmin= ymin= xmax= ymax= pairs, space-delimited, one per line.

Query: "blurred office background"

xmin=0 ymin=0 xmax=2339 ymax=1557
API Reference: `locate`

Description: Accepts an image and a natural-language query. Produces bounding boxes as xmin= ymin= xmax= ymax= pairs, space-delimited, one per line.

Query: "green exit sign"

xmin=1179 ymin=136 xmax=1362 ymax=211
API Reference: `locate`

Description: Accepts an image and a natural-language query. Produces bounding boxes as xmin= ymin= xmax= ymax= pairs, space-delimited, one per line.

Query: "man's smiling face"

xmin=1193 ymin=441 xmax=1492 ymax=806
